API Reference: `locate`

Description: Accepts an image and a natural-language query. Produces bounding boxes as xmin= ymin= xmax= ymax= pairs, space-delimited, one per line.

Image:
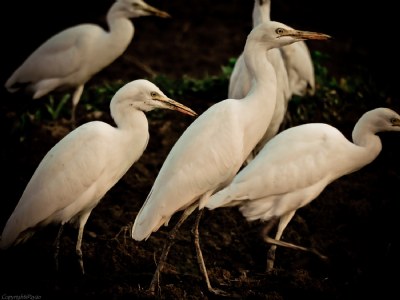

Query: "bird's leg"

xmin=53 ymin=224 xmax=64 ymax=272
xmin=191 ymin=209 xmax=229 ymax=296
xmin=261 ymin=216 xmax=279 ymax=271
xmin=76 ymin=227 xmax=85 ymax=275
xmin=264 ymin=213 xmax=294 ymax=271
xmin=70 ymin=84 xmax=84 ymax=128
xmin=76 ymin=212 xmax=91 ymax=275
xmin=149 ymin=203 xmax=198 ymax=295
xmin=263 ymin=212 xmax=327 ymax=272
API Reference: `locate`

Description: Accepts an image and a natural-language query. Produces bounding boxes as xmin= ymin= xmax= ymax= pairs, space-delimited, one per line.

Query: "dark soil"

xmin=1 ymin=1 xmax=399 ymax=299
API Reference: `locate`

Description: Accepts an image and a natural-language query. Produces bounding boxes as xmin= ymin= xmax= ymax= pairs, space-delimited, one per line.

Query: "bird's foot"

xmin=79 ymin=260 xmax=85 ymax=275
xmin=208 ymin=286 xmax=230 ymax=297
xmin=76 ymin=249 xmax=85 ymax=275
xmin=148 ymin=269 xmax=161 ymax=296
xmin=311 ymin=248 xmax=328 ymax=261
xmin=266 ymin=260 xmax=275 ymax=273
xmin=147 ymin=286 xmax=158 ymax=296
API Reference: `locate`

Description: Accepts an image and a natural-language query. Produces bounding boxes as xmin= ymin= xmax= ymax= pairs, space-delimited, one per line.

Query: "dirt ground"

xmin=1 ymin=0 xmax=399 ymax=299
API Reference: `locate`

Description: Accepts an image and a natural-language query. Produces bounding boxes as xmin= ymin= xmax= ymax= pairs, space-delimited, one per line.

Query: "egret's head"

xmin=364 ymin=107 xmax=400 ymax=132
xmin=249 ymin=21 xmax=331 ymax=49
xmin=110 ymin=79 xmax=197 ymax=121
xmin=117 ymin=0 xmax=171 ymax=18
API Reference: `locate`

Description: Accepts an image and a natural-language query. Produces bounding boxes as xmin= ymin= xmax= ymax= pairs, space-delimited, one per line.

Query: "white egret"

xmin=206 ymin=107 xmax=400 ymax=271
xmin=4 ymin=0 xmax=170 ymax=125
xmin=0 ymin=79 xmax=197 ymax=275
xmin=131 ymin=20 xmax=330 ymax=295
xmin=229 ymin=0 xmax=316 ymax=162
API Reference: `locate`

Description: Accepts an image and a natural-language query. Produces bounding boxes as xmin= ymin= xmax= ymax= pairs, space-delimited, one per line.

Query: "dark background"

xmin=1 ymin=1 xmax=399 ymax=299
xmin=1 ymin=0 xmax=399 ymax=93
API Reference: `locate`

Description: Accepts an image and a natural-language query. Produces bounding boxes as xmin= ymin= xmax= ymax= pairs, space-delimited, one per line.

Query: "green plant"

xmin=44 ymin=94 xmax=71 ymax=120
xmin=286 ymin=49 xmax=394 ymax=127
xmin=9 ymin=50 xmax=396 ymax=144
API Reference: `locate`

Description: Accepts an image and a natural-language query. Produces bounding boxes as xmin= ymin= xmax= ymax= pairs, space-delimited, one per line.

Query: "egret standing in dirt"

xmin=4 ymin=0 xmax=170 ymax=125
xmin=0 ymin=79 xmax=196 ymax=274
xmin=206 ymin=107 xmax=400 ymax=271
xmin=131 ymin=20 xmax=330 ymax=295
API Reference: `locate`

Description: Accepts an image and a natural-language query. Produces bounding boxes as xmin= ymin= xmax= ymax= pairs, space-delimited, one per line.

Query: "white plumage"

xmin=0 ymin=79 xmax=196 ymax=274
xmin=4 ymin=0 xmax=170 ymax=124
xmin=131 ymin=20 xmax=329 ymax=294
xmin=206 ymin=107 xmax=400 ymax=271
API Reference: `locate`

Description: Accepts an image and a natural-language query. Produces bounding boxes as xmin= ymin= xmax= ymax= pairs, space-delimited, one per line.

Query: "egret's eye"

xmin=150 ymin=92 xmax=158 ymax=97
xmin=275 ymin=28 xmax=285 ymax=35
xmin=390 ymin=117 xmax=399 ymax=124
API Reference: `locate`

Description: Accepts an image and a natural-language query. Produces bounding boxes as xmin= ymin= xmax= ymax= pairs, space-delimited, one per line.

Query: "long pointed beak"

xmin=284 ymin=30 xmax=331 ymax=41
xmin=144 ymin=4 xmax=171 ymax=18
xmin=156 ymin=96 xmax=197 ymax=117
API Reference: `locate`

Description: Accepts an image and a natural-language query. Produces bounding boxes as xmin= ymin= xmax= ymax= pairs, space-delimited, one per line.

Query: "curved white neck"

xmin=243 ymin=37 xmax=277 ymax=104
xmin=239 ymin=36 xmax=278 ymax=153
xmin=352 ymin=117 xmax=383 ymax=164
xmin=252 ymin=0 xmax=271 ymax=27
xmin=103 ymin=5 xmax=135 ymax=61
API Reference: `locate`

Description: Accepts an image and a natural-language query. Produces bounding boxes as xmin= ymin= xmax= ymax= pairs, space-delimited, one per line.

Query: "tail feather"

xmin=205 ymin=187 xmax=236 ymax=210
xmin=5 ymin=79 xmax=31 ymax=94
xmin=0 ymin=226 xmax=34 ymax=250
